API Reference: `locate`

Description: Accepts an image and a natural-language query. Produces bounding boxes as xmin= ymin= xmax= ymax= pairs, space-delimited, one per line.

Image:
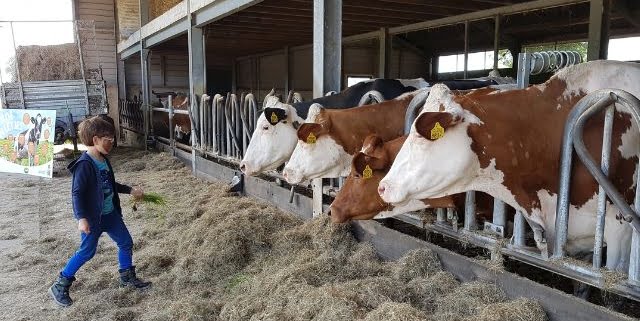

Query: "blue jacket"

xmin=67 ymin=152 xmax=131 ymax=227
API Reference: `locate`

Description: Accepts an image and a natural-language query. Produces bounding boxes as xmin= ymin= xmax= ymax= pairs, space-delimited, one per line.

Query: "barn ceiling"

xmin=154 ymin=0 xmax=640 ymax=59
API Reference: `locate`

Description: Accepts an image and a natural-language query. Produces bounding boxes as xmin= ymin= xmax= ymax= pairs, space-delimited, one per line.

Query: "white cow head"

xmin=240 ymin=95 xmax=304 ymax=176
xmin=282 ymin=104 xmax=352 ymax=184
xmin=378 ymin=84 xmax=483 ymax=205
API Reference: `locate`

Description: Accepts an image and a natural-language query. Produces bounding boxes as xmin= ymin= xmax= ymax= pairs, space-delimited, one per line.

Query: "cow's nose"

xmin=239 ymin=163 xmax=247 ymax=173
xmin=283 ymin=168 xmax=299 ymax=184
xmin=377 ymin=184 xmax=386 ymax=197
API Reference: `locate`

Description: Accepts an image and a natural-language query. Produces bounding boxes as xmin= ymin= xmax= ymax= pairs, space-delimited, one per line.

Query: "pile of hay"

xmin=150 ymin=0 xmax=183 ymax=20
xmin=1 ymin=147 xmax=548 ymax=321
xmin=7 ymin=44 xmax=81 ymax=82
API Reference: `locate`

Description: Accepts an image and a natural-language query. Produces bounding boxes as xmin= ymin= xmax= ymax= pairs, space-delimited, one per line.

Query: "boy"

xmin=49 ymin=116 xmax=151 ymax=307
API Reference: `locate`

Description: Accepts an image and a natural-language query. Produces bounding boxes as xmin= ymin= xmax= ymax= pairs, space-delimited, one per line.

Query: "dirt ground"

xmin=0 ymin=147 xmax=547 ymax=321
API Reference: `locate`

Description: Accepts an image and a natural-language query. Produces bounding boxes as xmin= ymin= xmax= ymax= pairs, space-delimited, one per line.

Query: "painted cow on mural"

xmin=377 ymin=60 xmax=640 ymax=271
xmin=238 ymin=78 xmax=431 ymax=176
xmin=329 ymin=134 xmax=499 ymax=224
xmin=282 ymin=80 xmax=513 ymax=184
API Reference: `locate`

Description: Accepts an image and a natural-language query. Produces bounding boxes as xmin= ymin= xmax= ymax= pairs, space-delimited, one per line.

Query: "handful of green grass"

xmin=131 ymin=192 xmax=167 ymax=211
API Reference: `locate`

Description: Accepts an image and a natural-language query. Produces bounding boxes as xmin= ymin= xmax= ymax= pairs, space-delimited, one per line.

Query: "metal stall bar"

xmin=592 ymin=105 xmax=614 ymax=269
xmin=464 ymin=191 xmax=477 ymax=231
xmin=555 ymin=90 xmax=640 ymax=259
xmin=169 ymin=95 xmax=175 ymax=156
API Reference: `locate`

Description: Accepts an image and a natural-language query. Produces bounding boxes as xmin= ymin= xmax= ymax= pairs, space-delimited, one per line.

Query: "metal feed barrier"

xmin=146 ymin=60 xmax=640 ymax=300
xmin=391 ymin=51 xmax=640 ymax=301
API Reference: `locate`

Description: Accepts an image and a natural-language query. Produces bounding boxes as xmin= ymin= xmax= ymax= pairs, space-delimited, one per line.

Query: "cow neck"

xmin=462 ymin=77 xmax=635 ymax=214
xmin=325 ymin=94 xmax=413 ymax=155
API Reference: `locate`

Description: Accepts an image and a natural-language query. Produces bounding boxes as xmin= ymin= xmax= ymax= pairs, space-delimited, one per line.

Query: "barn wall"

xmin=76 ymin=0 xmax=120 ymax=128
xmin=115 ymin=0 xmax=140 ymax=42
xmin=389 ymin=48 xmax=428 ymax=79
xmin=232 ymin=40 xmax=429 ymax=103
xmin=124 ymin=50 xmax=190 ymax=103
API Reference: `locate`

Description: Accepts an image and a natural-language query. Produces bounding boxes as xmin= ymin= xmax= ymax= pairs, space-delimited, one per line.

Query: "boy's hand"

xmin=131 ymin=186 xmax=144 ymax=200
xmin=78 ymin=218 xmax=90 ymax=234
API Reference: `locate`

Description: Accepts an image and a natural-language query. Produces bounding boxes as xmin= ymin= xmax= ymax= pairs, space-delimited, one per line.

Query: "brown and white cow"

xmin=282 ymin=83 xmax=516 ymax=184
xmin=378 ymin=60 xmax=640 ymax=270
xmin=282 ymin=91 xmax=417 ymax=184
xmin=152 ymin=94 xmax=190 ymax=143
xmin=330 ymin=134 xmax=497 ymax=224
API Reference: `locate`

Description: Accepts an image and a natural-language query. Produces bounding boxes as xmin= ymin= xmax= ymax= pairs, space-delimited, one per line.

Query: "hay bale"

xmin=8 ymin=44 xmax=81 ymax=81
xmin=435 ymin=281 xmax=507 ymax=316
xmin=407 ymin=271 xmax=460 ymax=312
xmin=150 ymin=0 xmax=183 ymax=19
xmin=392 ymin=248 xmax=442 ymax=282
xmin=363 ymin=302 xmax=429 ymax=321
xmin=476 ymin=298 xmax=548 ymax=321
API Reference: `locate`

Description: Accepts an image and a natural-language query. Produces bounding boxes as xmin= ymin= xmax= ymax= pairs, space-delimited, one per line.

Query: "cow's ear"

xmin=297 ymin=122 xmax=326 ymax=143
xmin=263 ymin=108 xmax=287 ymax=125
xmin=414 ymin=112 xmax=458 ymax=141
xmin=352 ymin=152 xmax=387 ymax=179
xmin=361 ymin=135 xmax=384 ymax=154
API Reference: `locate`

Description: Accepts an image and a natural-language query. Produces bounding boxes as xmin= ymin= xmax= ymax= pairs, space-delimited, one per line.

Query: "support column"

xmin=188 ymin=21 xmax=206 ymax=173
xmin=587 ymin=0 xmax=610 ymax=61
xmin=141 ymin=47 xmax=151 ymax=147
xmin=284 ymin=46 xmax=290 ymax=94
xmin=463 ymin=21 xmax=469 ymax=79
xmin=313 ymin=0 xmax=342 ymax=98
xmin=139 ymin=0 xmax=149 ymax=27
xmin=116 ymin=55 xmax=127 ymax=143
xmin=493 ymin=15 xmax=500 ymax=71
xmin=312 ymin=0 xmax=342 ymax=217
xmin=378 ymin=27 xmax=391 ymax=78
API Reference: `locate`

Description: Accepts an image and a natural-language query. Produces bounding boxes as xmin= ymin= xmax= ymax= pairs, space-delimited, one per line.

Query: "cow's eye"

xmin=262 ymin=125 xmax=270 ymax=130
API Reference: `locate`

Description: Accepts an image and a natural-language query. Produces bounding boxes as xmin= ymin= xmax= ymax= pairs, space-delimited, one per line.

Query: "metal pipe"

xmin=516 ymin=53 xmax=532 ymax=89
xmin=513 ymin=211 xmax=527 ymax=247
xmin=9 ymin=22 xmax=25 ymax=108
xmin=493 ymin=15 xmax=500 ymax=71
xmin=493 ymin=199 xmax=507 ymax=237
xmin=463 ymin=20 xmax=469 ymax=79
xmin=436 ymin=208 xmax=446 ymax=223
xmin=404 ymin=88 xmax=431 ymax=134
xmin=555 ymin=89 xmax=640 ymax=259
xmin=572 ymin=91 xmax=640 ymax=229
xmin=592 ymin=105 xmax=614 ymax=269
xmin=464 ymin=191 xmax=476 ymax=231
xmin=200 ymin=92 xmax=205 ymax=151
xmin=168 ymin=95 xmax=175 ymax=156
xmin=225 ymin=93 xmax=231 ymax=157
xmin=358 ymin=90 xmax=385 ymax=106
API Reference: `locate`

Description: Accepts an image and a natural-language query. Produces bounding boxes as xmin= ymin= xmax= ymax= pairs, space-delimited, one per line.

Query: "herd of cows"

xmin=238 ymin=60 xmax=640 ymax=272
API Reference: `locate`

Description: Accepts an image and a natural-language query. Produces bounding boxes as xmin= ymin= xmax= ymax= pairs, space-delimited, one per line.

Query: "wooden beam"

xmin=587 ymin=0 xmax=611 ymax=60
xmin=612 ymin=0 xmax=640 ymax=29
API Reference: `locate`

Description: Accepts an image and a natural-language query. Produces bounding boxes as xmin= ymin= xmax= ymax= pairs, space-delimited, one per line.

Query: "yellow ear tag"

xmin=270 ymin=112 xmax=278 ymax=123
xmin=430 ymin=122 xmax=445 ymax=140
xmin=363 ymin=165 xmax=373 ymax=179
xmin=306 ymin=132 xmax=317 ymax=144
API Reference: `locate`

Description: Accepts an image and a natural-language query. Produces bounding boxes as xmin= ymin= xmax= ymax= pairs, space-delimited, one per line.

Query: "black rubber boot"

xmin=49 ymin=274 xmax=75 ymax=307
xmin=119 ymin=266 xmax=151 ymax=289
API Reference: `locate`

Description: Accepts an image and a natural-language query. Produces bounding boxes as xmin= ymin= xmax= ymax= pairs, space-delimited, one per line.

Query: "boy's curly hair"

xmin=78 ymin=116 xmax=115 ymax=146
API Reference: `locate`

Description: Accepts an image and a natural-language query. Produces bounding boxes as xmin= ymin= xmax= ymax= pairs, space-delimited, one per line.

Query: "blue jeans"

xmin=61 ymin=213 xmax=133 ymax=278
